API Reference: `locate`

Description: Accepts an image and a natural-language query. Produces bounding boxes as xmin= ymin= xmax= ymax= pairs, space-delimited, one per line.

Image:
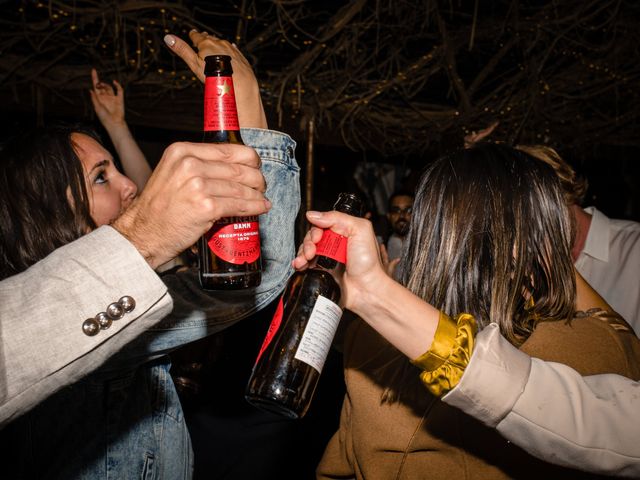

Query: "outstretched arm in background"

xmin=89 ymin=69 xmax=152 ymax=190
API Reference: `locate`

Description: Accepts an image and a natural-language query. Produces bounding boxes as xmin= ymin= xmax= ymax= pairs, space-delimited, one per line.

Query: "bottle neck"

xmin=312 ymin=194 xmax=363 ymax=274
xmin=315 ymin=255 xmax=345 ymax=273
xmin=313 ymin=229 xmax=347 ymax=275
xmin=203 ymin=74 xmax=242 ymax=138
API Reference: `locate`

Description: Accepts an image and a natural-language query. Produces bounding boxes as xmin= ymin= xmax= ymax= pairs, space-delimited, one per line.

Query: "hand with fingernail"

xmin=89 ymin=68 xmax=152 ymax=190
xmin=89 ymin=68 xmax=126 ymax=129
xmin=164 ymin=29 xmax=268 ymax=129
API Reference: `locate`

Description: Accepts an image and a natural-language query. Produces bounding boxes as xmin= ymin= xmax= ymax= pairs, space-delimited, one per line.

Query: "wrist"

xmin=112 ymin=205 xmax=159 ymax=269
xmin=102 ymin=118 xmax=128 ymax=133
xmin=237 ymin=85 xmax=268 ymax=129
xmin=348 ymin=269 xmax=441 ymax=360
xmin=348 ymin=269 xmax=397 ymax=318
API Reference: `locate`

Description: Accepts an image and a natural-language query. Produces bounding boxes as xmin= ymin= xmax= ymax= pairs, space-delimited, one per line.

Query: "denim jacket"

xmin=2 ymin=129 xmax=299 ymax=479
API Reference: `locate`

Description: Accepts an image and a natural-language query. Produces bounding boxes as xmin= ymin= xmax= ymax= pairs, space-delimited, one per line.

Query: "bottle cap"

xmin=204 ymin=55 xmax=233 ymax=76
xmin=334 ymin=192 xmax=365 ymax=217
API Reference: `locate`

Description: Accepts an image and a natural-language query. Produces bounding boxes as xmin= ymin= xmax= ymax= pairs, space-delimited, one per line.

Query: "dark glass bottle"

xmin=245 ymin=193 xmax=365 ymax=418
xmin=198 ymin=55 xmax=262 ymax=290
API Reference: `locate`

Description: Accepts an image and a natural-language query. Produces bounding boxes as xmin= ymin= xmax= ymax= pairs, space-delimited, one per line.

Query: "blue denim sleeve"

xmin=111 ymin=128 xmax=299 ymax=362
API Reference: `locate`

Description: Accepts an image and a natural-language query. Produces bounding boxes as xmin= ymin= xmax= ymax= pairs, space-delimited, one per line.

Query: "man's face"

xmin=387 ymin=195 xmax=413 ymax=237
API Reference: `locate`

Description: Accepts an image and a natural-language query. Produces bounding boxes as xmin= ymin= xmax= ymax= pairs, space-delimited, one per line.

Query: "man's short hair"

xmin=388 ymin=190 xmax=414 ymax=210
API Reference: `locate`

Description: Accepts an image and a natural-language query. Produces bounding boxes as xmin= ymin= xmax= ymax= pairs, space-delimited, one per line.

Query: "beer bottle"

xmin=245 ymin=193 xmax=365 ymax=418
xmin=198 ymin=55 xmax=262 ymax=290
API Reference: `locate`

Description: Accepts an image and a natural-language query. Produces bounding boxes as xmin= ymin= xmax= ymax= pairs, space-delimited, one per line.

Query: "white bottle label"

xmin=294 ymin=295 xmax=343 ymax=374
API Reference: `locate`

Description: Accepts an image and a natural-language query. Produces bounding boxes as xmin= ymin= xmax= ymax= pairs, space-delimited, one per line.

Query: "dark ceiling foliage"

xmin=1 ymin=0 xmax=639 ymax=156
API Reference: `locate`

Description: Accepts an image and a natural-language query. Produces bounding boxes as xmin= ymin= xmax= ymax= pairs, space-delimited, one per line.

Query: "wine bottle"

xmin=198 ymin=54 xmax=262 ymax=290
xmin=245 ymin=192 xmax=365 ymax=418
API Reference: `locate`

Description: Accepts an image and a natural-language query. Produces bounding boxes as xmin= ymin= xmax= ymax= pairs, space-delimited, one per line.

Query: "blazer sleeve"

xmin=0 ymin=226 xmax=171 ymax=427
xmin=443 ymin=323 xmax=640 ymax=478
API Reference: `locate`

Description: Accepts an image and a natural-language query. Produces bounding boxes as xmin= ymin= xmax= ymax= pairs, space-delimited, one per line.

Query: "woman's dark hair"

xmin=0 ymin=124 xmax=101 ymax=280
xmin=399 ymin=143 xmax=576 ymax=345
xmin=379 ymin=143 xmax=576 ymax=403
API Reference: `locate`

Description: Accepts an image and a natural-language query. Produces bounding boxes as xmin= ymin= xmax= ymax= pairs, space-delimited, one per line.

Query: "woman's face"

xmin=72 ymin=132 xmax=137 ymax=226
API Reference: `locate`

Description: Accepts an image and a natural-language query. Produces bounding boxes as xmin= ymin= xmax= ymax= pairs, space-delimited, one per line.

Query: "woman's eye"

xmin=94 ymin=171 xmax=108 ymax=184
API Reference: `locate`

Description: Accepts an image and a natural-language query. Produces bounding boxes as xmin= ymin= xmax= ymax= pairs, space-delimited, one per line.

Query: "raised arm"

xmin=164 ymin=30 xmax=268 ymax=129
xmin=293 ymin=210 xmax=440 ymax=360
xmin=294 ymin=213 xmax=640 ymax=477
xmin=89 ymin=69 xmax=152 ymax=190
xmin=99 ymin=31 xmax=300 ymax=361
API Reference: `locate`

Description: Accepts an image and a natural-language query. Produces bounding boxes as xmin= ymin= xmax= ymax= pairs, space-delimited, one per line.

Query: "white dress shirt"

xmin=575 ymin=207 xmax=640 ymax=335
xmin=443 ymin=324 xmax=640 ymax=478
xmin=386 ymin=233 xmax=404 ymax=261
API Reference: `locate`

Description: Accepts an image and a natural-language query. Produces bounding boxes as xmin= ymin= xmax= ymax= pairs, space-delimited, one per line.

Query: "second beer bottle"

xmin=198 ymin=55 xmax=262 ymax=290
xmin=245 ymin=193 xmax=365 ymax=418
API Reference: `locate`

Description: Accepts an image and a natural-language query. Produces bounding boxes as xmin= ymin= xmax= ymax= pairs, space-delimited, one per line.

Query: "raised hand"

xmin=113 ymin=141 xmax=270 ymax=270
xmin=293 ymin=210 xmax=440 ymax=359
xmin=378 ymin=242 xmax=401 ymax=278
xmin=89 ymin=68 xmax=126 ymax=129
xmin=89 ymin=68 xmax=151 ymax=190
xmin=293 ymin=211 xmax=387 ymax=312
xmin=164 ymin=30 xmax=267 ymax=129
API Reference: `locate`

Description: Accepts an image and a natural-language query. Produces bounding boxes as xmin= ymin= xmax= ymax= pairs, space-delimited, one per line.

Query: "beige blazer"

xmin=0 ymin=226 xmax=171 ymax=427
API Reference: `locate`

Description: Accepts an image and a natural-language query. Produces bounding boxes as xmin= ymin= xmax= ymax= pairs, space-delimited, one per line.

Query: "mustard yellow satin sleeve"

xmin=411 ymin=312 xmax=478 ymax=397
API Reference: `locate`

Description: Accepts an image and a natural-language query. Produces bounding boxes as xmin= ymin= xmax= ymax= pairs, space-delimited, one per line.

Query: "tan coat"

xmin=318 ymin=309 xmax=640 ymax=479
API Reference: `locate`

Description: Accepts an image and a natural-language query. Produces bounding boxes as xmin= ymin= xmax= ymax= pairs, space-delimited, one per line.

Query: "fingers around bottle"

xmin=302 ymin=236 xmax=317 ymax=261
xmin=307 ymin=226 xmax=324 ymax=244
xmin=296 ymin=239 xmax=306 ymax=258
xmin=292 ymin=254 xmax=310 ymax=271
xmin=305 ymin=210 xmax=351 ymax=234
xmin=173 ymin=142 xmax=261 ymax=169
xmin=185 ymin=159 xmax=266 ymax=193
xmin=193 ymin=176 xmax=267 ymax=205
xmin=292 ymin=226 xmax=326 ymax=270
xmin=211 ymin=142 xmax=263 ymax=169
xmin=167 ymin=157 xmax=265 ymax=195
xmin=306 ymin=211 xmax=377 ymax=246
xmin=205 ymin=194 xmax=271 ymax=220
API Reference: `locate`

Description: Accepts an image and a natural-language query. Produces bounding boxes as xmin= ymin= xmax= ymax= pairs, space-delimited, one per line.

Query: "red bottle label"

xmin=204 ymin=76 xmax=240 ymax=131
xmin=315 ymin=230 xmax=347 ymax=263
xmin=207 ymin=217 xmax=260 ymax=264
xmin=255 ymin=296 xmax=285 ymax=364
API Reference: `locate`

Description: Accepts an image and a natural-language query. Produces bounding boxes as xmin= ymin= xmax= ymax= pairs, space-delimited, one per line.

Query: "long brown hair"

xmin=0 ymin=124 xmax=100 ymax=280
xmin=380 ymin=143 xmax=576 ymax=402
xmin=515 ymin=144 xmax=588 ymax=207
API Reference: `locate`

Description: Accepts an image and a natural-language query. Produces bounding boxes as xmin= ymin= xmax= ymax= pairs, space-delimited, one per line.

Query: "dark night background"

xmin=1 ymin=0 xmax=638 ymax=223
xmin=0 ymin=1 xmax=639 ymax=478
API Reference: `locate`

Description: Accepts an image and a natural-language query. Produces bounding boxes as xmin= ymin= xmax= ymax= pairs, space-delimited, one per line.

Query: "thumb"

xmin=164 ymin=34 xmax=204 ymax=82
xmin=306 ymin=210 xmax=360 ymax=238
